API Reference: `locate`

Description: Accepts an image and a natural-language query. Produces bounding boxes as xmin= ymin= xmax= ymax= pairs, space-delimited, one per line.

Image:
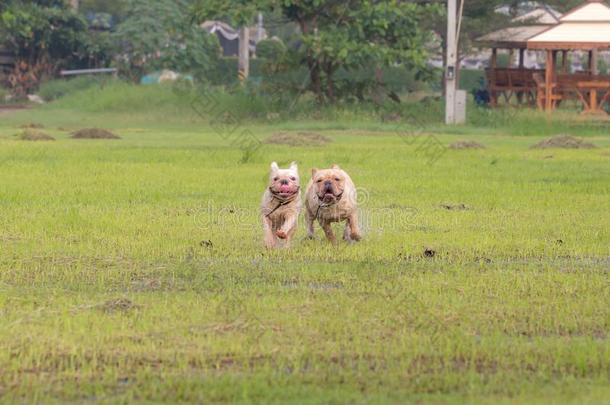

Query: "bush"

xmin=206 ymin=57 xmax=266 ymax=86
xmin=459 ymin=69 xmax=485 ymax=93
xmin=79 ymin=30 xmax=115 ymax=69
xmin=38 ymin=77 xmax=109 ymax=101
xmin=33 ymin=67 xmax=440 ymax=126
xmin=256 ymin=39 xmax=286 ymax=60
xmin=46 ymin=80 xmax=199 ymax=115
xmin=0 ymin=86 xmax=8 ymax=103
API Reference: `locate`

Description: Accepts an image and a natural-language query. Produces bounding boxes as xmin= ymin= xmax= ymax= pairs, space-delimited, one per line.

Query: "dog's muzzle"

xmin=270 ymin=185 xmax=299 ymax=201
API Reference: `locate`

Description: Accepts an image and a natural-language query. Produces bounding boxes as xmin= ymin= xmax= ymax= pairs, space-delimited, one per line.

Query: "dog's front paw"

xmin=350 ymin=232 xmax=362 ymax=242
xmin=264 ymin=234 xmax=277 ymax=249
xmin=276 ymin=230 xmax=287 ymax=239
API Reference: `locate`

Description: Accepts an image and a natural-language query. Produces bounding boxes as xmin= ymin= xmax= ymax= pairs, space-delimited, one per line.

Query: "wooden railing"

xmin=485 ymin=68 xmax=610 ymax=112
xmin=485 ymin=68 xmax=545 ymax=90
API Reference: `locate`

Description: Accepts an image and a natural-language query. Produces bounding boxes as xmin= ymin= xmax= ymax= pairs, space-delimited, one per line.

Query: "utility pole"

xmin=445 ymin=0 xmax=458 ymax=124
xmin=238 ymin=27 xmax=250 ymax=83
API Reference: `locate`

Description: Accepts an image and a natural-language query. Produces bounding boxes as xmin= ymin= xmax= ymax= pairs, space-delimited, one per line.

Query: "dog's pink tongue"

xmin=280 ymin=184 xmax=291 ymax=193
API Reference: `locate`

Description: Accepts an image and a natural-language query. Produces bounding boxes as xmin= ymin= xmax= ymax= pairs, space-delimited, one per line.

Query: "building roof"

xmin=496 ymin=2 xmax=559 ymax=17
xmin=201 ymin=20 xmax=267 ymax=43
xmin=528 ymin=1 xmax=610 ymax=50
xmin=201 ymin=21 xmax=239 ymax=40
xmin=477 ymin=6 xmax=562 ymax=49
xmin=478 ymin=25 xmax=551 ymax=48
xmin=512 ymin=7 xmax=561 ymax=24
xmin=560 ymin=0 xmax=610 ymax=21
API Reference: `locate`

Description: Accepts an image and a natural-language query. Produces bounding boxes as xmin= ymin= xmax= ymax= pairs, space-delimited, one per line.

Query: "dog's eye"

xmin=316 ymin=179 xmax=323 ymax=183
xmin=290 ymin=176 xmax=296 ymax=181
xmin=273 ymin=177 xmax=279 ymax=181
xmin=334 ymin=177 xmax=340 ymax=181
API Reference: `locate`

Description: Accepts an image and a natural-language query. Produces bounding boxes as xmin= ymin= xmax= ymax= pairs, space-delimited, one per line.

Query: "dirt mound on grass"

xmin=264 ymin=132 xmax=331 ymax=147
xmin=17 ymin=129 xmax=55 ymax=141
xmin=70 ymin=128 xmax=121 ymax=139
xmin=530 ymin=135 xmax=597 ymax=150
xmin=449 ymin=140 xmax=486 ymax=150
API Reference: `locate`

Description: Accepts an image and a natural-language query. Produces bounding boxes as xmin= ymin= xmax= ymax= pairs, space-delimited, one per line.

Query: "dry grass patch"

xmin=531 ymin=135 xmax=597 ymax=149
xmin=264 ymin=132 xmax=331 ymax=147
xmin=71 ymin=128 xmax=121 ymax=139
xmin=449 ymin=140 xmax=486 ymax=150
xmin=17 ymin=129 xmax=55 ymax=141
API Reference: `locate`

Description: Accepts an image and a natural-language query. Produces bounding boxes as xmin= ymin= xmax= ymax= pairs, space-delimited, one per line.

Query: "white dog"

xmin=261 ymin=162 xmax=301 ymax=248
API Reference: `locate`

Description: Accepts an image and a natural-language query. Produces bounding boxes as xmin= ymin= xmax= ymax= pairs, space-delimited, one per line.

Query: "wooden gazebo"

xmin=527 ymin=0 xmax=610 ymax=113
xmin=477 ymin=7 xmax=561 ymax=107
xmin=478 ymin=25 xmax=552 ymax=106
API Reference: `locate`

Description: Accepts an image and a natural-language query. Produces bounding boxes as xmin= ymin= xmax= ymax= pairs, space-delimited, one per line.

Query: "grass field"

xmin=0 ymin=86 xmax=609 ymax=403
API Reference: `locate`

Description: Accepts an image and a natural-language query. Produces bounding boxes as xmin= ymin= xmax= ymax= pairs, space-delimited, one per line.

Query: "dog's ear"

xmin=311 ymin=168 xmax=318 ymax=177
xmin=331 ymin=164 xmax=341 ymax=170
xmin=270 ymin=162 xmax=279 ymax=173
xmin=289 ymin=161 xmax=298 ymax=171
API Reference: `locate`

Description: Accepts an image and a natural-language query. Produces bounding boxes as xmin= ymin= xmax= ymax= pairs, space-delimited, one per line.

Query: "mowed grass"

xmin=0 ymin=97 xmax=609 ymax=403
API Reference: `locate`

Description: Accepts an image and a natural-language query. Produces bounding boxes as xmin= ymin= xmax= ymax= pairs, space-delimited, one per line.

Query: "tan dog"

xmin=305 ymin=164 xmax=361 ymax=244
xmin=261 ymin=162 xmax=301 ymax=248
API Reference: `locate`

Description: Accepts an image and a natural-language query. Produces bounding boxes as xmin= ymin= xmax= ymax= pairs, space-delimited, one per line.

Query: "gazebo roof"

xmin=560 ymin=0 xmax=610 ymax=21
xmin=513 ymin=7 xmax=561 ymax=24
xmin=528 ymin=1 xmax=610 ymax=49
xmin=477 ymin=7 xmax=562 ymax=49
xmin=477 ymin=25 xmax=551 ymax=49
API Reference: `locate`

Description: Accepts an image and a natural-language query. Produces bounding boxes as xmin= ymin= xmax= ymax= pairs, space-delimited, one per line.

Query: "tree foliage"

xmin=193 ymin=0 xmax=439 ymax=103
xmin=0 ymin=1 xmax=87 ymax=65
xmin=0 ymin=0 xmax=90 ymax=96
xmin=114 ymin=0 xmax=221 ymax=82
xmin=80 ymin=0 xmax=127 ymax=21
xmin=256 ymin=38 xmax=286 ymax=60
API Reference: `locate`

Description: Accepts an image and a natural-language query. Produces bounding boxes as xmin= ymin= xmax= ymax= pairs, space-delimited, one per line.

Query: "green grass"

xmin=0 ymin=86 xmax=609 ymax=403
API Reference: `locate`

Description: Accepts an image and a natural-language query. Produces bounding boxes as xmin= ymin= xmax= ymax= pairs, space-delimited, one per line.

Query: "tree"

xmin=79 ymin=0 xmax=127 ymax=21
xmin=113 ymin=0 xmax=221 ymax=82
xmin=193 ymin=0 xmax=438 ymax=103
xmin=0 ymin=0 xmax=89 ymax=96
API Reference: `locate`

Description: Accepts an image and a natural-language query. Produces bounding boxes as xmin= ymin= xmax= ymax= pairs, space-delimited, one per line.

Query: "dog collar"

xmin=265 ymin=186 xmax=300 ymax=218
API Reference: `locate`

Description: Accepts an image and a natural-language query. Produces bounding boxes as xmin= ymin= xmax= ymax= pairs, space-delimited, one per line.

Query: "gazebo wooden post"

xmin=519 ymin=48 xmax=525 ymax=68
xmin=545 ymin=49 xmax=554 ymax=111
xmin=490 ymin=48 xmax=498 ymax=107
xmin=517 ymin=48 xmax=526 ymax=104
